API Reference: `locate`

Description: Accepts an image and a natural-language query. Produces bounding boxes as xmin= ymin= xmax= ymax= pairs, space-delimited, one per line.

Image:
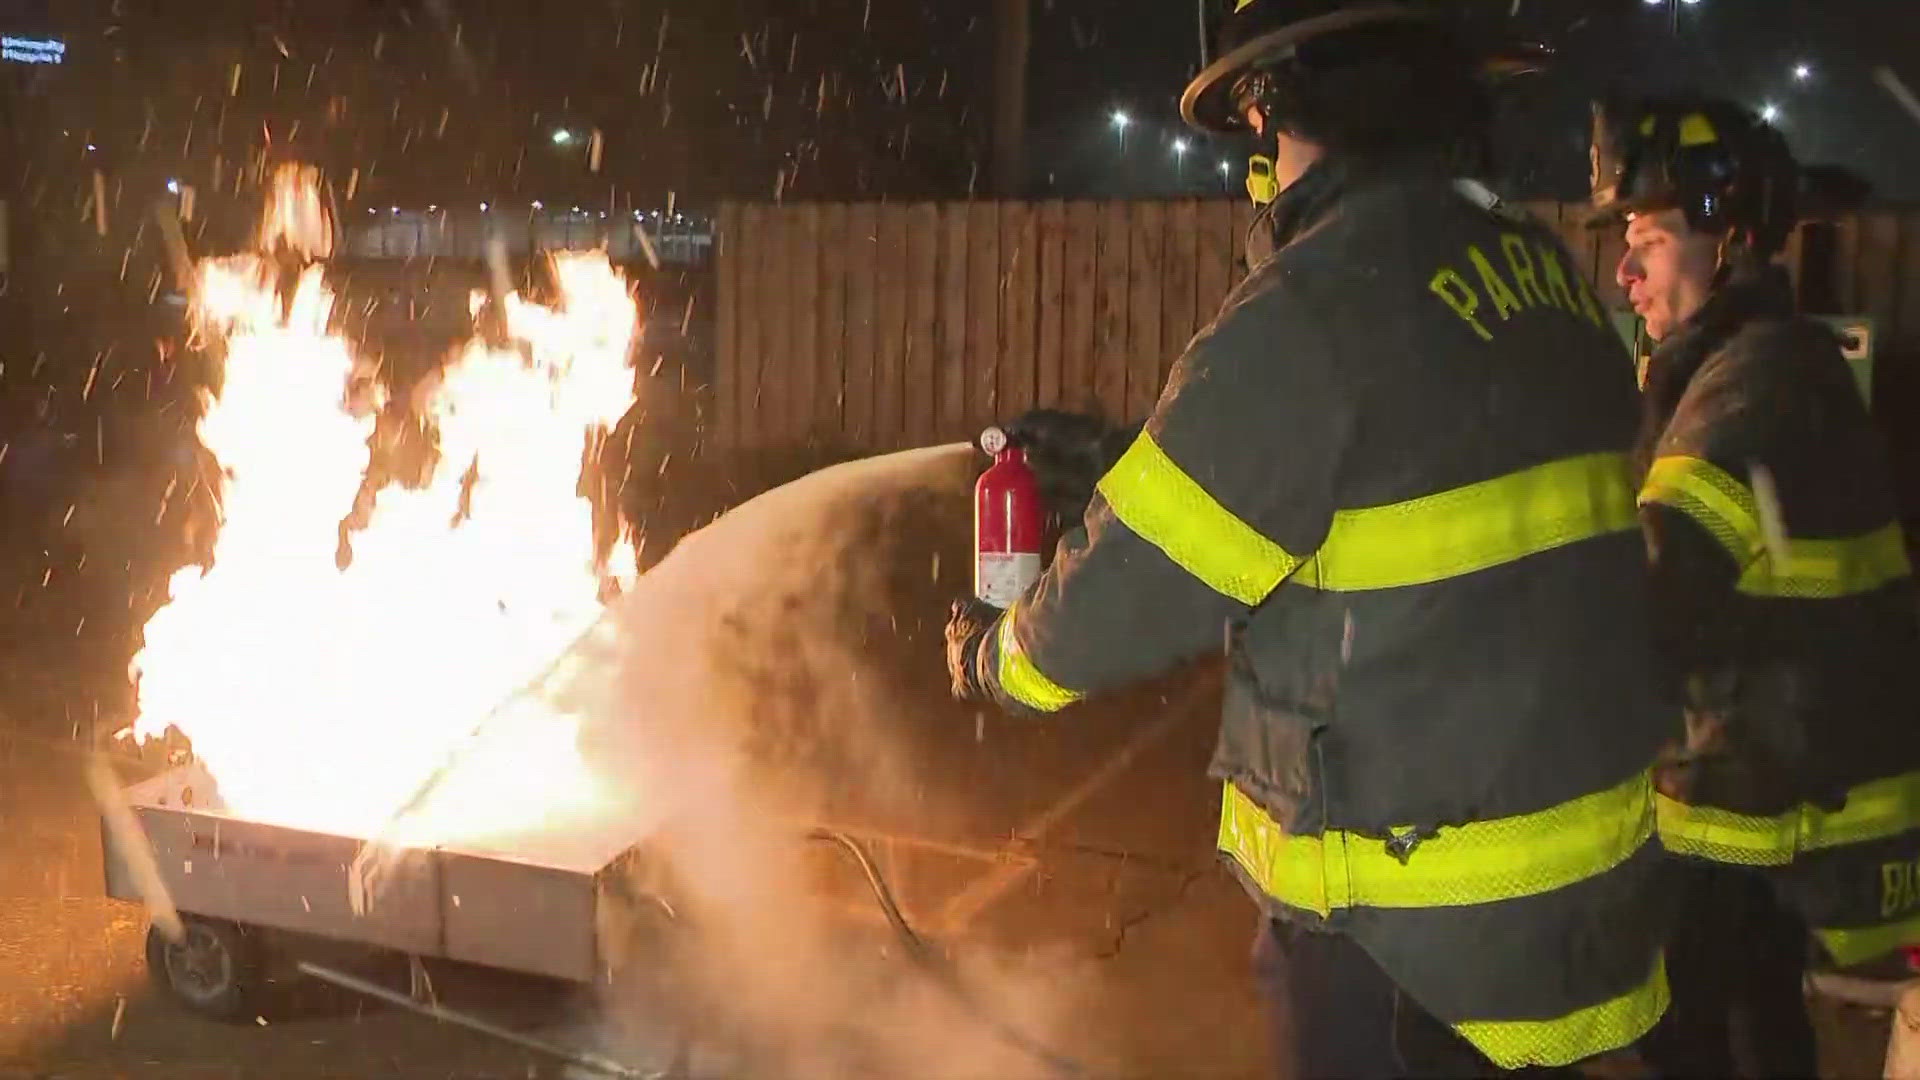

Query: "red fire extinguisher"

xmin=974 ymin=426 xmax=1046 ymax=609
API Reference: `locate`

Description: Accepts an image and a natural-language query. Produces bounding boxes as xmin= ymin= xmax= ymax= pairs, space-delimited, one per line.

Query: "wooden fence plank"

xmin=905 ymin=203 xmax=940 ymax=448
xmin=845 ymin=203 xmax=879 ymax=449
xmin=937 ymin=203 xmax=970 ymax=440
xmin=714 ymin=203 xmax=739 ymax=451
xmin=738 ymin=204 xmax=767 ymax=446
xmin=1062 ymin=201 xmax=1100 ymax=413
xmin=1127 ymin=201 xmax=1166 ymax=420
xmin=966 ymin=202 xmax=1002 ymax=433
xmin=1854 ymin=211 xmax=1903 ymax=341
xmin=791 ymin=205 xmax=822 ymax=451
xmin=999 ymin=201 xmax=1039 ymax=420
xmin=1894 ymin=214 xmax=1920 ymax=357
xmin=874 ymin=205 xmax=910 ymax=449
xmin=1035 ymin=200 xmax=1067 ymax=409
xmin=1194 ymin=199 xmax=1234 ymax=326
xmin=816 ymin=204 xmax=849 ymax=442
xmin=1162 ymin=199 xmax=1199 ymax=387
xmin=759 ymin=204 xmax=796 ymax=446
xmin=1094 ymin=202 xmax=1131 ymax=422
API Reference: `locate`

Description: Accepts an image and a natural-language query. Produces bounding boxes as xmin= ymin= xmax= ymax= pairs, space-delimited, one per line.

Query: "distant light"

xmin=368 ymin=208 xmax=376 ymax=214
xmin=390 ymin=206 xmax=399 ymax=214
xmin=1793 ymin=63 xmax=1812 ymax=81
xmin=571 ymin=205 xmax=581 ymax=213
xmin=1172 ymin=138 xmax=1189 ymax=156
xmin=85 ymin=143 xmax=96 ymax=152
xmin=551 ymin=129 xmax=575 ymax=145
xmin=1679 ymin=0 xmax=1700 ymax=5
xmin=1110 ymin=110 xmax=1130 ymax=131
xmin=598 ymin=211 xmax=607 ymax=219
xmin=531 ymin=200 xmax=544 ymax=209
xmin=1760 ymin=102 xmax=1781 ymax=123
xmin=1218 ymin=160 xmax=1231 ymax=175
xmin=1642 ymin=0 xmax=1662 ymax=5
xmin=427 ymin=204 xmax=438 ymax=212
xmin=479 ymin=202 xmax=489 ymax=211
xmin=165 ymin=179 xmax=180 ymax=194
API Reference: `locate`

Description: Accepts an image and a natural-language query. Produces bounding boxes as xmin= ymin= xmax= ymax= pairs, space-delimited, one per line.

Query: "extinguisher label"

xmin=975 ymin=552 xmax=1041 ymax=609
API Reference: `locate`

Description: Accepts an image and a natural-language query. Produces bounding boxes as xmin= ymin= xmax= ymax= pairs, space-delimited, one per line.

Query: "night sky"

xmin=7 ymin=0 xmax=1920 ymax=218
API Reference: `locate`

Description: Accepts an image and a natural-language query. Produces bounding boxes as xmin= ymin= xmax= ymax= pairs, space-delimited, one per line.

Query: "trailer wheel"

xmin=146 ymin=916 xmax=265 ymax=1022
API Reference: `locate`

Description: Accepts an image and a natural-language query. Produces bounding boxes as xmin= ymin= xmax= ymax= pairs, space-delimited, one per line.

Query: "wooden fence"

xmin=712 ymin=199 xmax=1920 ymax=457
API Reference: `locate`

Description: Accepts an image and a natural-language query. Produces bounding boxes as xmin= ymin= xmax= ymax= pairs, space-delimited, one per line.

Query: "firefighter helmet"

xmin=1588 ymin=96 xmax=1802 ymax=254
xmin=1180 ymin=0 xmax=1547 ymax=134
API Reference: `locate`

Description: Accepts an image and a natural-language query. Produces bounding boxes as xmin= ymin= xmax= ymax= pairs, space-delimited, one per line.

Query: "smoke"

xmin=518 ymin=443 xmax=1092 ymax=1078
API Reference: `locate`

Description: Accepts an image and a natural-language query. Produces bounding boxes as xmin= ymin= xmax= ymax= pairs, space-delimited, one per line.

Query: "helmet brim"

xmin=1180 ymin=3 xmax=1432 ymax=133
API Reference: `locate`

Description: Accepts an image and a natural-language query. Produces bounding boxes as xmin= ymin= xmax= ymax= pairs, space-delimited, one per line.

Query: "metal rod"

xmin=294 ymin=961 xmax=662 ymax=1079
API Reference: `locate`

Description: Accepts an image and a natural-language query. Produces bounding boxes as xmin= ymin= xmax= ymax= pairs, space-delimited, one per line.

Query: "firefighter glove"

xmin=945 ymin=597 xmax=1001 ymax=702
xmin=1003 ymin=408 xmax=1141 ymax=524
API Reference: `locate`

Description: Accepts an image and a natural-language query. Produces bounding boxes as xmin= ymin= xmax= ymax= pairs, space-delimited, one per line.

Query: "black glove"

xmin=1003 ymin=409 xmax=1142 ymax=525
xmin=944 ymin=597 xmax=1002 ymax=702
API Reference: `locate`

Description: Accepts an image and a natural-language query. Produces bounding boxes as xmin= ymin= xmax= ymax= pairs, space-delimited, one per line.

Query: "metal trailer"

xmin=100 ymin=760 xmax=664 ymax=1024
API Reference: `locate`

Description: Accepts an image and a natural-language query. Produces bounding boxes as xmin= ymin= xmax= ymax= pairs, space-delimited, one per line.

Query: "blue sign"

xmin=2 ymin=36 xmax=63 ymax=65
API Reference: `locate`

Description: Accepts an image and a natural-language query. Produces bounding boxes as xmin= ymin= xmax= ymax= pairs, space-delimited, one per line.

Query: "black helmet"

xmin=1588 ymin=97 xmax=1802 ymax=255
xmin=1181 ymin=0 xmax=1547 ymax=134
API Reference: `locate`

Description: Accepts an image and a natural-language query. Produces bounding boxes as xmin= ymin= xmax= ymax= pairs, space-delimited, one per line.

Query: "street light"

xmin=1760 ymin=102 xmax=1781 ymax=123
xmin=1793 ymin=63 xmax=1812 ymax=82
xmin=1172 ymin=137 xmax=1189 ymax=185
xmin=550 ymin=128 xmax=575 ymax=146
xmin=165 ymin=179 xmax=180 ymax=194
xmin=1111 ymin=109 xmax=1131 ymax=153
xmin=1218 ymin=159 xmax=1232 ymax=194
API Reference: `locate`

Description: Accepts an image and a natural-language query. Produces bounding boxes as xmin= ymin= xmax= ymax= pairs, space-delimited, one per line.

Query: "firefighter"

xmin=945 ymin=2 xmax=1675 ymax=1075
xmin=1591 ymin=96 xmax=1920 ymax=1077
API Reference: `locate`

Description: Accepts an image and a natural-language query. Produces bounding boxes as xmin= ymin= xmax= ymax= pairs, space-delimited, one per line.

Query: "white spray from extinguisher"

xmin=973 ymin=426 xmax=1046 ymax=609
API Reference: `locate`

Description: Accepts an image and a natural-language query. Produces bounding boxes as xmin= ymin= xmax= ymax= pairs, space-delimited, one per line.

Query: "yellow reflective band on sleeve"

xmin=1217 ymin=770 xmax=1654 ymax=917
xmin=1639 ymin=455 xmax=1764 ymax=566
xmin=1641 ymin=456 xmax=1913 ymax=599
xmin=992 ymin=606 xmax=1083 ymax=713
xmin=1817 ymin=911 xmax=1920 ymax=967
xmin=1657 ymin=770 xmax=1920 ymax=866
xmin=1738 ymin=522 xmax=1912 ymax=599
xmin=1291 ymin=452 xmax=1637 ymax=591
xmin=1456 ymin=954 xmax=1669 ymax=1070
xmin=1096 ymin=431 xmax=1301 ymax=606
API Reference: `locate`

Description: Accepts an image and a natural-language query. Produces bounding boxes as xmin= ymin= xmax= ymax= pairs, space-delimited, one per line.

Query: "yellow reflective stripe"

xmin=1639 ymin=455 xmax=1763 ymax=566
xmin=1291 ymin=452 xmax=1637 ymax=591
xmin=1656 ymin=770 xmax=1920 ymax=866
xmin=1641 ymin=456 xmax=1913 ymax=598
xmin=1216 ymin=771 xmax=1655 ymax=917
xmin=1817 ymin=911 xmax=1920 ymax=967
xmin=1654 ymin=795 xmax=1798 ymax=866
xmin=992 ymin=605 xmax=1082 ymax=713
xmin=1678 ymin=113 xmax=1719 ymax=147
xmin=1096 ymin=431 xmax=1300 ymax=606
xmin=1738 ymin=522 xmax=1912 ymax=598
xmin=1457 ymin=954 xmax=1669 ymax=1070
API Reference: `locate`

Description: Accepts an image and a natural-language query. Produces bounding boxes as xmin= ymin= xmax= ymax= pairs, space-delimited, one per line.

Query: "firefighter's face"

xmin=1617 ymin=210 xmax=1720 ymax=342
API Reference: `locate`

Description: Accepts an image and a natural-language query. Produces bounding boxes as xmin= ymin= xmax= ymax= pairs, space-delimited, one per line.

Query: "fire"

xmin=130 ymin=165 xmax=637 ymax=842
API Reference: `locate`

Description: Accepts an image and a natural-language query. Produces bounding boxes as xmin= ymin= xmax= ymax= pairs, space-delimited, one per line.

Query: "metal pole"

xmin=295 ymin=961 xmax=664 ymax=1079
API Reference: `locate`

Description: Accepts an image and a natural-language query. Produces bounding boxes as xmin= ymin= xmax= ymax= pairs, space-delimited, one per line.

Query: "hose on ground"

xmin=805 ymin=827 xmax=1095 ymax=1079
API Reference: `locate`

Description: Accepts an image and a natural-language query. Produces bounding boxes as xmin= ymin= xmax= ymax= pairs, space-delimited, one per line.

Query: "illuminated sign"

xmin=2 ymin=36 xmax=63 ymax=65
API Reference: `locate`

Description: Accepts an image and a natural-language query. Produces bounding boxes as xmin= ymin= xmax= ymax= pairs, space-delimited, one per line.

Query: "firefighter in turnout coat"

xmin=946 ymin=2 xmax=1676 ymax=1075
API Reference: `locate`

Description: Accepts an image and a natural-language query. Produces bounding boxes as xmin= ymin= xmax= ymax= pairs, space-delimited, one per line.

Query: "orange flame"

xmin=130 ymin=165 xmax=637 ymax=841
